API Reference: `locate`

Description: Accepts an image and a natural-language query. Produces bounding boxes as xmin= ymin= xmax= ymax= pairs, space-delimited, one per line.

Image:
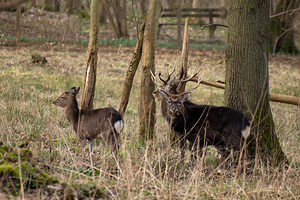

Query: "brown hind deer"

xmin=151 ymin=70 xmax=250 ymax=163
xmin=53 ymin=87 xmax=124 ymax=167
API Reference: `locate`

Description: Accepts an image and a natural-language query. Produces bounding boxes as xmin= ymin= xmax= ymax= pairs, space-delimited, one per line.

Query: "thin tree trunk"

xmin=269 ymin=0 xmax=299 ymax=54
xmin=102 ymin=0 xmax=119 ymax=37
xmin=16 ymin=3 xmax=21 ymax=42
xmin=220 ymin=0 xmax=228 ymax=18
xmin=118 ymin=20 xmax=146 ymax=116
xmin=139 ymin=0 xmax=161 ymax=139
xmin=177 ymin=18 xmax=189 ymax=93
xmin=177 ymin=0 xmax=182 ymax=50
xmin=99 ymin=1 xmax=106 ymax=24
xmin=120 ymin=0 xmax=128 ymax=37
xmin=225 ymin=0 xmax=287 ymax=166
xmin=81 ymin=0 xmax=100 ymax=110
xmin=103 ymin=0 xmax=128 ymax=38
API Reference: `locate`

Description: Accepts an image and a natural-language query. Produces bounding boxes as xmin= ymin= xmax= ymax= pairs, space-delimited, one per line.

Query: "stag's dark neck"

xmin=64 ymin=97 xmax=79 ymax=133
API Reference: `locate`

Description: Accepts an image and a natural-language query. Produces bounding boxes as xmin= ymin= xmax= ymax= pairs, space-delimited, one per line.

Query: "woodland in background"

xmin=1 ymin=0 xmax=299 ymax=54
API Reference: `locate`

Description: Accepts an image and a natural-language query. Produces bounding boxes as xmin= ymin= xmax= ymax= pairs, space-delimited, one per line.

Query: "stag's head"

xmin=53 ymin=87 xmax=80 ymax=108
xmin=153 ymin=89 xmax=191 ymax=117
xmin=151 ymin=70 xmax=201 ymax=117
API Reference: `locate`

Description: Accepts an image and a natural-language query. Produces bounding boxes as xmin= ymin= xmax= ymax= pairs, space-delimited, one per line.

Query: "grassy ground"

xmin=0 ymin=44 xmax=299 ymax=199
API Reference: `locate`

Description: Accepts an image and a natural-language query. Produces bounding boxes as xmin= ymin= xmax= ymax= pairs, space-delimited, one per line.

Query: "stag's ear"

xmin=70 ymin=87 xmax=80 ymax=96
xmin=180 ymin=93 xmax=190 ymax=103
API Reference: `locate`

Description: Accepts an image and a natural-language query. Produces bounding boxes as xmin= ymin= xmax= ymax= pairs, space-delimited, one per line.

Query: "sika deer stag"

xmin=151 ymin=71 xmax=250 ymax=162
xmin=53 ymin=87 xmax=124 ymax=166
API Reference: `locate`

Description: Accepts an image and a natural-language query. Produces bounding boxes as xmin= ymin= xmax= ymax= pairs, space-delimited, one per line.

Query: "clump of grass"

xmin=0 ymin=46 xmax=299 ymax=199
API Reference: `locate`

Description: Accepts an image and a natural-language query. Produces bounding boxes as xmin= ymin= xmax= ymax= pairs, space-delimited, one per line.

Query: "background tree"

xmin=176 ymin=0 xmax=182 ymax=50
xmin=103 ymin=0 xmax=128 ymax=38
xmin=139 ymin=0 xmax=162 ymax=139
xmin=0 ymin=0 xmax=27 ymax=11
xmin=80 ymin=0 xmax=100 ymax=110
xmin=225 ymin=0 xmax=287 ymax=165
xmin=270 ymin=0 xmax=299 ymax=54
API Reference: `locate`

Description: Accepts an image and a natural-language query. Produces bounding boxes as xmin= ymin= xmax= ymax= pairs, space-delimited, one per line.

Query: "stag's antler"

xmin=176 ymin=66 xmax=202 ymax=93
xmin=150 ymin=70 xmax=165 ymax=91
xmin=158 ymin=65 xmax=176 ymax=85
xmin=179 ymin=75 xmax=202 ymax=96
xmin=180 ymin=66 xmax=202 ymax=83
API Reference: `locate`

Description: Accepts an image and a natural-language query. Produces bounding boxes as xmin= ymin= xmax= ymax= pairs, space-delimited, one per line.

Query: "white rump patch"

xmin=114 ymin=120 xmax=124 ymax=134
xmin=241 ymin=126 xmax=250 ymax=139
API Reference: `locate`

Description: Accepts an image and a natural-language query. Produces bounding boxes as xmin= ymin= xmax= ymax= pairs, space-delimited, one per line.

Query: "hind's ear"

xmin=70 ymin=87 xmax=80 ymax=96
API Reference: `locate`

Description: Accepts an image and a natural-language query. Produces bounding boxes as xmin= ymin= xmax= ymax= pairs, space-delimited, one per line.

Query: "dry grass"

xmin=0 ymin=44 xmax=299 ymax=199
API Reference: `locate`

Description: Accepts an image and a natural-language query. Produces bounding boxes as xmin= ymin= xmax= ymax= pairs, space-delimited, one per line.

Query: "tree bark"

xmin=80 ymin=0 xmax=100 ymax=110
xmin=118 ymin=20 xmax=146 ymax=116
xmin=225 ymin=0 xmax=287 ymax=166
xmin=139 ymin=0 xmax=161 ymax=139
xmin=177 ymin=18 xmax=189 ymax=93
xmin=269 ymin=0 xmax=299 ymax=54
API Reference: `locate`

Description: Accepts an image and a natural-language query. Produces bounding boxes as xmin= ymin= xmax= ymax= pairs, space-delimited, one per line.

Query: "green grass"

xmin=0 ymin=45 xmax=299 ymax=199
xmin=1 ymin=35 xmax=226 ymax=50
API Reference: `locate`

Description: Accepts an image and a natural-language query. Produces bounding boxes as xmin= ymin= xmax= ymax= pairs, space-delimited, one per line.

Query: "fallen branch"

xmin=189 ymin=77 xmax=300 ymax=106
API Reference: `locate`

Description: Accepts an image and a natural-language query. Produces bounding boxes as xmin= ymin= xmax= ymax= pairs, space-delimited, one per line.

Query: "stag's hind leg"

xmin=189 ymin=140 xmax=205 ymax=163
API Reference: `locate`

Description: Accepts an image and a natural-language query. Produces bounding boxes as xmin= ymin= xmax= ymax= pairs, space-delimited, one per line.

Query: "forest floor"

xmin=0 ymin=7 xmax=300 ymax=200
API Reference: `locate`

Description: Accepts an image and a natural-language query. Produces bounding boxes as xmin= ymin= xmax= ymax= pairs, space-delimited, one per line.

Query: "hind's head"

xmin=53 ymin=87 xmax=80 ymax=108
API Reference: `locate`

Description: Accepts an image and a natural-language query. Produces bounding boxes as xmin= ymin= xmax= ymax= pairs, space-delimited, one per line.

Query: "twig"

xmin=272 ymin=22 xmax=300 ymax=54
xmin=270 ymin=7 xmax=300 ymax=18
xmin=200 ymin=23 xmax=228 ymax=31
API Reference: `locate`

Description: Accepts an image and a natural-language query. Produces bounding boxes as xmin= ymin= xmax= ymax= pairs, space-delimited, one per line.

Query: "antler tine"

xmin=180 ymin=66 xmax=202 ymax=83
xmin=150 ymin=70 xmax=164 ymax=91
xmin=158 ymin=72 xmax=167 ymax=84
xmin=159 ymin=66 xmax=176 ymax=84
xmin=183 ymin=75 xmax=202 ymax=94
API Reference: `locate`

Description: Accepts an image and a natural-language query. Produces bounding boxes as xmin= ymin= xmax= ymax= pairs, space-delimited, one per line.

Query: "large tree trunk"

xmin=139 ymin=0 xmax=161 ymax=140
xmin=269 ymin=0 xmax=299 ymax=54
xmin=225 ymin=0 xmax=287 ymax=166
xmin=80 ymin=0 xmax=100 ymax=110
xmin=118 ymin=20 xmax=146 ymax=116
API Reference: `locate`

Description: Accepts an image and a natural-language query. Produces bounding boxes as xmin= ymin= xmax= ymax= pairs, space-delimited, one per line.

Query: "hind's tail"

xmin=114 ymin=120 xmax=124 ymax=134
